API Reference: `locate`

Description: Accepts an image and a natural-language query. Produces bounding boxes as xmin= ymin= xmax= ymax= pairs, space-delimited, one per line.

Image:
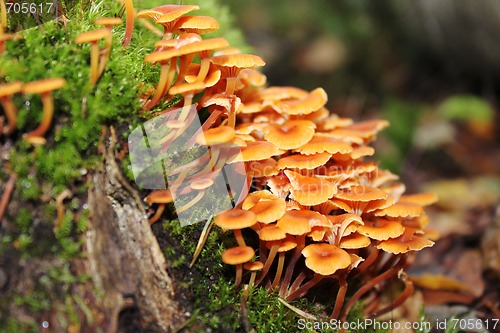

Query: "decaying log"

xmin=85 ymin=128 xmax=183 ymax=332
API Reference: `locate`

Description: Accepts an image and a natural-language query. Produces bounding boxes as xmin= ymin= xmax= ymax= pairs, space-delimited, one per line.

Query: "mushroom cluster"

xmin=134 ymin=3 xmax=437 ymax=320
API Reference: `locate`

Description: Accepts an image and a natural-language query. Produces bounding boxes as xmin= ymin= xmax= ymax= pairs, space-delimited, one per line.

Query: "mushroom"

xmin=268 ymin=235 xmax=297 ymax=290
xmin=263 ymin=120 xmax=316 ymax=150
xmin=357 ymin=217 xmax=405 ymax=241
xmin=95 ymin=17 xmax=123 ymax=77
xmin=210 ymin=54 xmax=265 ymax=95
xmin=154 ymin=5 xmax=200 ymax=39
xmin=214 ymin=208 xmax=257 ymax=247
xmin=268 ymin=87 xmax=328 ymax=116
xmin=22 ymin=78 xmax=66 ymax=144
xmin=144 ymin=189 xmax=175 ymax=224
xmin=376 ymin=226 xmax=434 ymax=254
xmin=284 ymin=170 xmax=337 ymax=206
xmin=0 ymin=81 xmax=22 ymax=135
xmin=285 ymin=243 xmax=351 ymax=302
xmin=75 ymin=29 xmax=112 ymax=85
xmin=254 ymin=225 xmax=287 ymax=285
xmin=175 ymin=178 xmax=214 ymax=214
xmin=228 ymin=140 xmax=283 ymax=163
xmin=277 ymin=152 xmax=332 ymax=170
xmin=294 ymin=134 xmax=353 ymax=155
xmin=243 ymin=261 xmax=264 ymax=296
xmin=221 ymin=245 xmax=255 ymax=287
xmin=122 ymin=0 xmax=135 ymax=46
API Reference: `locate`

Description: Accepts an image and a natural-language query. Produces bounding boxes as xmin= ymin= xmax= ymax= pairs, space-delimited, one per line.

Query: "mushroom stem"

xmin=285 ymin=274 xmax=324 ymax=302
xmin=279 ymin=234 xmax=305 ymax=298
xmin=98 ymin=35 xmax=113 ymax=79
xmin=288 ymin=270 xmax=308 ymax=294
xmin=195 ymin=58 xmax=211 ymax=83
xmin=122 ymin=0 xmax=134 ymax=46
xmin=369 ymin=272 xmax=414 ymax=318
xmin=54 ymin=189 xmax=73 ymax=230
xmin=90 ymin=42 xmax=100 ymax=85
xmin=233 ymin=229 xmax=246 ymax=247
xmin=0 ymin=172 xmax=15 ymax=224
xmin=234 ymin=264 xmax=243 ymax=287
xmin=176 ymin=189 xmax=206 ymax=214
xmin=255 ymin=244 xmax=279 ymax=286
xmin=225 ymin=76 xmax=237 ymax=95
xmin=330 ymin=273 xmax=348 ymax=319
xmin=340 ymin=254 xmax=408 ymax=322
xmin=1 ymin=96 xmax=17 ymax=135
xmin=149 ymin=203 xmax=166 ymax=225
xmin=143 ymin=60 xmax=176 ymax=111
xmin=270 ymin=252 xmax=286 ymax=290
xmin=353 ymin=246 xmax=379 ymax=278
xmin=24 ymin=92 xmax=54 ymax=139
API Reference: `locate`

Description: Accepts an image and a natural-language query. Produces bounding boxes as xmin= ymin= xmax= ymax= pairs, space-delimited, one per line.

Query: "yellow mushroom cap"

xmin=95 ymin=17 xmax=123 ymax=26
xmin=285 ymin=170 xmax=337 ymax=206
xmin=302 ymin=243 xmax=351 ymax=276
xmin=242 ymin=190 xmax=278 ymax=210
xmin=376 ymin=227 xmax=434 ymax=254
xmin=264 ymin=120 xmax=316 ymax=150
xmin=335 ymin=186 xmax=388 ymax=202
xmin=196 ymin=126 xmax=236 ymax=145
xmin=249 ymin=197 xmax=286 ymax=223
xmin=266 ymin=235 xmax=297 ymax=252
xmin=190 ymin=178 xmax=214 ymax=190
xmin=277 ymin=210 xmax=327 ymax=235
xmin=229 ymin=140 xmax=283 ymax=162
xmin=339 ymin=232 xmax=371 ymax=249
xmin=244 ymin=261 xmax=264 ymax=271
xmin=277 ymin=152 xmax=331 ymax=170
xmin=22 ymin=78 xmax=66 ymax=94
xmin=357 ymin=218 xmax=404 ymax=241
xmin=270 ymin=87 xmax=328 ymax=115
xmin=168 ymin=81 xmax=206 ymax=96
xmin=221 ymin=245 xmax=255 ymax=265
xmin=259 ymin=225 xmax=287 ymax=241
xmin=215 ymin=208 xmax=257 ymax=230
xmin=173 ymin=15 xmax=219 ymax=34
xmin=210 ymin=54 xmax=266 ymax=77
xmin=294 ymin=134 xmax=353 ymax=155
xmin=156 ymin=4 xmax=200 ymax=23
xmin=0 ymin=81 xmax=23 ymax=97
xmin=75 ymin=28 xmax=111 ymax=44
xmin=144 ymin=190 xmax=175 ymax=205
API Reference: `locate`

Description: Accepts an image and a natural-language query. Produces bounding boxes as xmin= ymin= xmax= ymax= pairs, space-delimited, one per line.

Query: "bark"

xmin=84 ymin=129 xmax=183 ymax=332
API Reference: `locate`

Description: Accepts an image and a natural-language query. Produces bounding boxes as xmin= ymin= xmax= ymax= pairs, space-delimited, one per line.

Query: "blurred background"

xmin=224 ymin=0 xmax=500 ymax=326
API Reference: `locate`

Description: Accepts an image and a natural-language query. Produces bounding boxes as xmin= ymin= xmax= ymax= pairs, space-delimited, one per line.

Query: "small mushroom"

xmin=144 ymin=189 xmax=175 ymax=224
xmin=0 ymin=81 xmax=22 ymax=135
xmin=22 ymin=78 xmax=66 ymax=144
xmin=243 ymin=261 xmax=264 ymax=296
xmin=254 ymin=225 xmax=287 ymax=285
xmin=175 ymin=178 xmax=214 ymax=214
xmin=221 ymin=245 xmax=255 ymax=287
xmin=122 ymin=0 xmax=135 ymax=46
xmin=95 ymin=17 xmax=123 ymax=77
xmin=75 ymin=29 xmax=112 ymax=85
xmin=277 ymin=152 xmax=332 ymax=170
xmin=264 ymin=120 xmax=316 ymax=150
xmin=214 ymin=208 xmax=257 ymax=247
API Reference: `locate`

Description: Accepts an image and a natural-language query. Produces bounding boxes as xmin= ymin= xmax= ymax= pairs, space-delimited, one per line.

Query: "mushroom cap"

xmin=238 ymin=68 xmax=267 ymax=87
xmin=171 ymin=37 xmax=229 ymax=57
xmin=277 ymin=210 xmax=327 ymax=235
xmin=302 ymin=243 xmax=351 ymax=276
xmin=75 ymin=28 xmax=111 ymax=44
xmin=0 ymin=81 xmax=23 ymax=97
xmin=196 ymin=126 xmax=235 ymax=145
xmin=266 ymin=235 xmax=297 ymax=252
xmin=374 ymin=201 xmax=424 ymax=218
xmin=376 ymin=231 xmax=434 ymax=254
xmin=95 ymin=17 xmax=123 ymax=26
xmin=215 ymin=208 xmax=257 ymax=230
xmin=335 ymin=186 xmax=388 ymax=202
xmin=22 ymin=78 xmax=66 ymax=95
xmin=270 ymin=87 xmax=328 ymax=115
xmin=213 ymin=47 xmax=242 ymax=56
xmin=259 ymin=225 xmax=287 ymax=241
xmin=168 ymin=81 xmax=206 ymax=96
xmin=339 ymin=232 xmax=371 ymax=249
xmin=229 ymin=140 xmax=283 ymax=162
xmin=259 ymin=86 xmax=310 ymax=101
xmin=144 ymin=189 xmax=175 ymax=204
xmin=247 ymin=158 xmax=279 ymax=178
xmin=350 ymin=146 xmax=375 ymax=159
xmin=244 ymin=261 xmax=264 ymax=271
xmin=357 ymin=218 xmax=405 ymax=241
xmin=190 ymin=178 xmax=214 ymax=190
xmin=221 ymin=245 xmax=255 ymax=265
xmin=285 ymin=170 xmax=337 ymax=206
xmin=210 ymin=54 xmax=265 ymax=77
xmin=138 ymin=4 xmax=199 ymax=23
xmin=294 ymin=134 xmax=353 ymax=155
xmin=277 ymin=152 xmax=331 ymax=170
xmin=249 ymin=197 xmax=286 ymax=223
xmin=242 ymin=190 xmax=278 ymax=210
xmin=173 ymin=15 xmax=220 ymax=34
xmin=264 ymin=120 xmax=316 ymax=150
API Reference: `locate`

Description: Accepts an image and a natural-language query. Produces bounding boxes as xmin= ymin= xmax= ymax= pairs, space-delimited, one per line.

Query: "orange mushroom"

xmin=221 ymin=245 xmax=255 ymax=287
xmin=122 ymin=0 xmax=135 ymax=46
xmin=214 ymin=208 xmax=257 ymax=247
xmin=144 ymin=189 xmax=175 ymax=224
xmin=22 ymin=78 xmax=66 ymax=144
xmin=0 ymin=81 xmax=22 ymax=135
xmin=75 ymin=29 xmax=112 ymax=85
xmin=264 ymin=120 xmax=316 ymax=150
